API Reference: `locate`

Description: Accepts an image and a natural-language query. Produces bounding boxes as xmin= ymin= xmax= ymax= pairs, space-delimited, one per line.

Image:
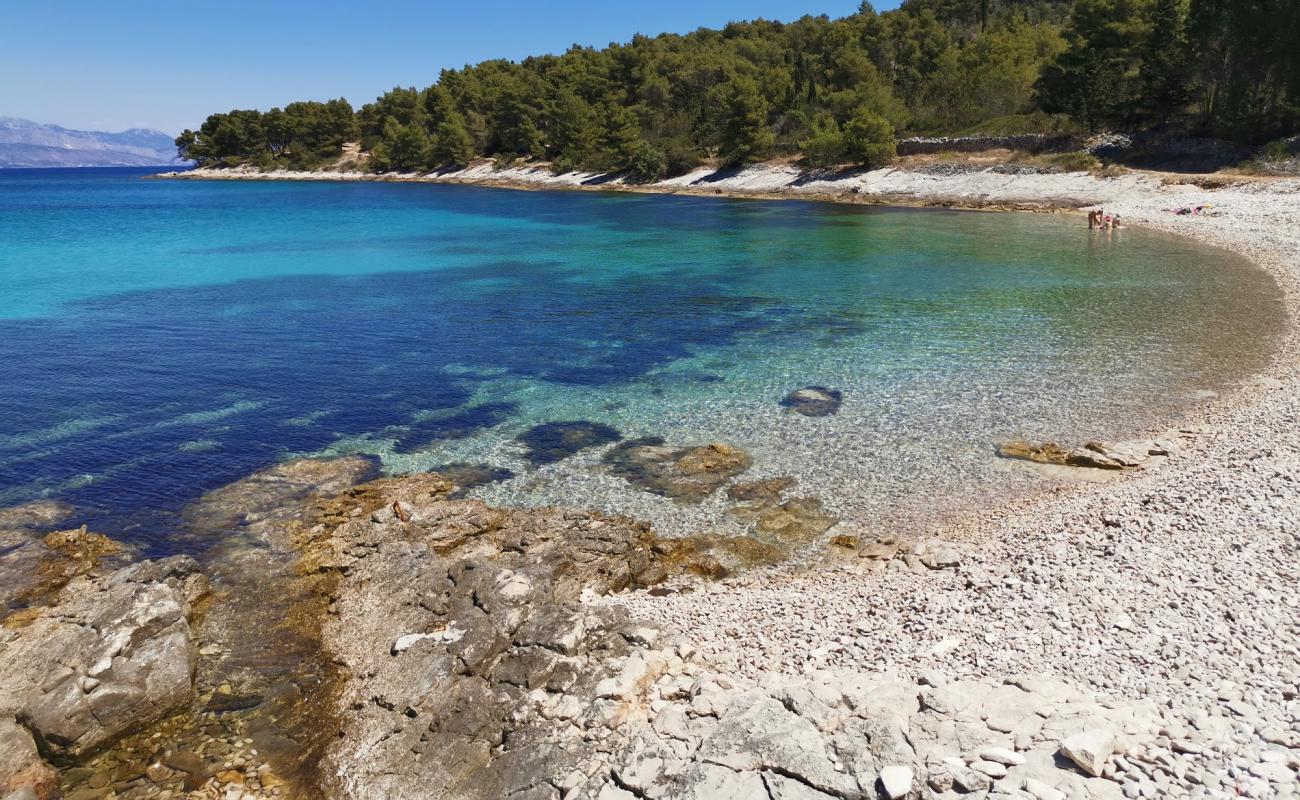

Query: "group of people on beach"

xmin=1088 ymin=208 xmax=1121 ymax=229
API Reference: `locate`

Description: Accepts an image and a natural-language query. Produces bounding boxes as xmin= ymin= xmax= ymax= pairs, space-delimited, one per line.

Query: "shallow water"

xmin=0 ymin=168 xmax=1285 ymax=552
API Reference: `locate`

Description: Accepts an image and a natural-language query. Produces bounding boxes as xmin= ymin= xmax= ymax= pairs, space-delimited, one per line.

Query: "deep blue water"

xmin=0 ymin=168 xmax=1283 ymax=553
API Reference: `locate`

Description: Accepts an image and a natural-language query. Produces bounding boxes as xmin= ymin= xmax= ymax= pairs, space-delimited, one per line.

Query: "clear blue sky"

xmin=2 ymin=0 xmax=902 ymax=135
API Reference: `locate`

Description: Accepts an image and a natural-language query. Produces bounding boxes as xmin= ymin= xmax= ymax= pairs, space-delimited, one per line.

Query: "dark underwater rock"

xmin=516 ymin=421 xmax=622 ymax=466
xmin=726 ymin=476 xmax=797 ymax=502
xmin=603 ymin=437 xmax=752 ymax=502
xmin=430 ymin=463 xmax=516 ymax=496
xmin=392 ymin=403 xmax=517 ymax=455
xmin=780 ymin=386 xmax=843 ymax=417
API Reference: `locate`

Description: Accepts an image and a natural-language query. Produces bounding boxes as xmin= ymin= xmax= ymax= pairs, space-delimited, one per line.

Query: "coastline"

xmin=159 ymin=160 xmax=1177 ymax=212
xmin=19 ymin=163 xmax=1294 ymax=797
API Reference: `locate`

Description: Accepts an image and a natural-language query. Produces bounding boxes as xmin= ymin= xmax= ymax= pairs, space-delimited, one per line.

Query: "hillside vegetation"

xmin=176 ymin=0 xmax=1300 ymax=179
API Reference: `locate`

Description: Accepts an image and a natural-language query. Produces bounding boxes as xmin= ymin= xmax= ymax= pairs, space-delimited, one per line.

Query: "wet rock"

xmin=655 ymin=534 xmax=785 ymax=579
xmin=729 ymin=497 xmax=838 ymax=542
xmin=205 ymin=689 xmax=265 ymax=713
xmin=0 ymin=718 xmax=58 ymax=800
xmin=0 ymin=556 xmax=206 ymax=764
xmin=996 ymin=439 xmax=1166 ymax=471
xmin=604 ymin=438 xmax=752 ymax=502
xmin=780 ymin=386 xmax=843 ymax=417
xmin=1 ymin=520 xmax=129 ymax=622
xmin=517 ymin=421 xmax=622 ymax=466
xmin=429 ymin=463 xmax=516 ymax=496
xmin=726 ymin=476 xmax=796 ymax=502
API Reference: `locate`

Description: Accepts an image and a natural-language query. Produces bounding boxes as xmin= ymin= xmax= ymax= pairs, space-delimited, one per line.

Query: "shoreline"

xmin=158 ymin=161 xmax=1299 ymax=529
xmin=156 ymin=159 xmax=1182 ymax=213
xmin=15 ymin=163 xmax=1294 ymax=797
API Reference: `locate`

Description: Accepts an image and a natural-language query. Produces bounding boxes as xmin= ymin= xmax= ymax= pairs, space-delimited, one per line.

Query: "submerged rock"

xmin=0 ymin=500 xmax=74 ymax=537
xmin=603 ymin=438 xmax=752 ymax=502
xmin=780 ymin=386 xmax=843 ymax=417
xmin=726 ymin=475 xmax=796 ymax=502
xmin=516 ymin=421 xmax=622 ymax=466
xmin=654 ymin=533 xmax=785 ymax=579
xmin=729 ymin=496 xmax=838 ymax=542
xmin=429 ymin=463 xmax=516 ymax=496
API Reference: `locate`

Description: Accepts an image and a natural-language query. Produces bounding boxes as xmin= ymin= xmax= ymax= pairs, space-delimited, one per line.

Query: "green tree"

xmin=1037 ymin=0 xmax=1151 ymax=129
xmin=842 ymin=107 xmax=897 ymax=166
xmin=431 ymin=112 xmax=476 ymax=167
xmin=1140 ymin=0 xmax=1192 ymax=120
xmin=372 ymin=119 xmax=431 ymax=172
xmin=719 ymin=75 xmax=775 ymax=165
xmin=800 ymin=113 xmax=847 ymax=167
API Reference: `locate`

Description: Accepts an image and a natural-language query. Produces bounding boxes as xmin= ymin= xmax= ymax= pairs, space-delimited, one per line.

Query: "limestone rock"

xmin=1059 ymin=729 xmax=1116 ymax=777
xmin=0 ymin=556 xmax=205 ymax=764
xmin=0 ymin=719 xmax=58 ymax=800
xmin=726 ymin=476 xmax=796 ymax=502
xmin=879 ymin=764 xmax=913 ymax=799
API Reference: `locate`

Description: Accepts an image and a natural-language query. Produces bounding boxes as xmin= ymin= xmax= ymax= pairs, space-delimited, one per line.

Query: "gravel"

xmin=605 ymin=174 xmax=1300 ymax=797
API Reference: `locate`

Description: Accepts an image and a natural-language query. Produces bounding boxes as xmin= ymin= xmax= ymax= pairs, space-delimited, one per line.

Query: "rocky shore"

xmin=4 ymin=165 xmax=1295 ymax=798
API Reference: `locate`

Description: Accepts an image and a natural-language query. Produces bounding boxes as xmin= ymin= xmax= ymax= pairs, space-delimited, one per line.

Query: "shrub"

xmin=1044 ymin=151 xmax=1100 ymax=172
xmin=800 ymin=113 xmax=846 ymax=168
xmin=843 ymin=107 xmax=897 ymax=168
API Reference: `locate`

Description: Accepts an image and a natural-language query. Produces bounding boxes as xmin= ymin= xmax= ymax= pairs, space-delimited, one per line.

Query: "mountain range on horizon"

xmin=0 ymin=117 xmax=190 ymax=168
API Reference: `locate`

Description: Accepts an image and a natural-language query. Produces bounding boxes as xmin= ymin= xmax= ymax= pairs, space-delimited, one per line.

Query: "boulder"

xmin=0 ymin=556 xmax=206 ymax=763
xmin=604 ymin=438 xmax=751 ymax=502
xmin=0 ymin=719 xmax=58 ymax=800
xmin=780 ymin=387 xmax=843 ymax=417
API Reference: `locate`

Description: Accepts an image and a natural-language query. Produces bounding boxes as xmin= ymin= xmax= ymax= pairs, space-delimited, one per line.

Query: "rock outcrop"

xmin=286 ymin=469 xmax=1181 ymax=800
xmin=0 ymin=552 xmax=208 ymax=795
xmin=298 ymin=473 xmax=668 ymax=798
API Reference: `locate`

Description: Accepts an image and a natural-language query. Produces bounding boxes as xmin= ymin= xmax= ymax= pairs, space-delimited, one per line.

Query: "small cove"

xmin=0 ymin=168 xmax=1286 ymax=553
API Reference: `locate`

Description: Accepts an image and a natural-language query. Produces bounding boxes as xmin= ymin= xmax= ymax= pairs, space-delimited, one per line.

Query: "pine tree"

xmin=1141 ymin=0 xmax=1193 ymax=121
xmin=719 ymin=76 xmax=775 ymax=165
xmin=431 ymin=112 xmax=476 ymax=167
xmin=842 ymin=106 xmax=896 ymax=167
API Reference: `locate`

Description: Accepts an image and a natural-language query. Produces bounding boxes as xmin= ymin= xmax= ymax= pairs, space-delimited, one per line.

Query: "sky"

xmin=2 ymin=0 xmax=903 ymax=135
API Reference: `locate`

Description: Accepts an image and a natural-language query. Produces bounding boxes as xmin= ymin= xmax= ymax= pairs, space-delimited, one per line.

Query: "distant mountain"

xmin=0 ymin=117 xmax=191 ymax=168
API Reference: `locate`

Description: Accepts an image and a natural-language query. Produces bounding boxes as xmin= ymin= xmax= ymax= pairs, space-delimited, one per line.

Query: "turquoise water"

xmin=0 ymin=168 xmax=1284 ymax=551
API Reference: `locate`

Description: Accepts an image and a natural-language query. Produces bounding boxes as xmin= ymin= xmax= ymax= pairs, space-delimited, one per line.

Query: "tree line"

xmin=177 ymin=0 xmax=1299 ymax=178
